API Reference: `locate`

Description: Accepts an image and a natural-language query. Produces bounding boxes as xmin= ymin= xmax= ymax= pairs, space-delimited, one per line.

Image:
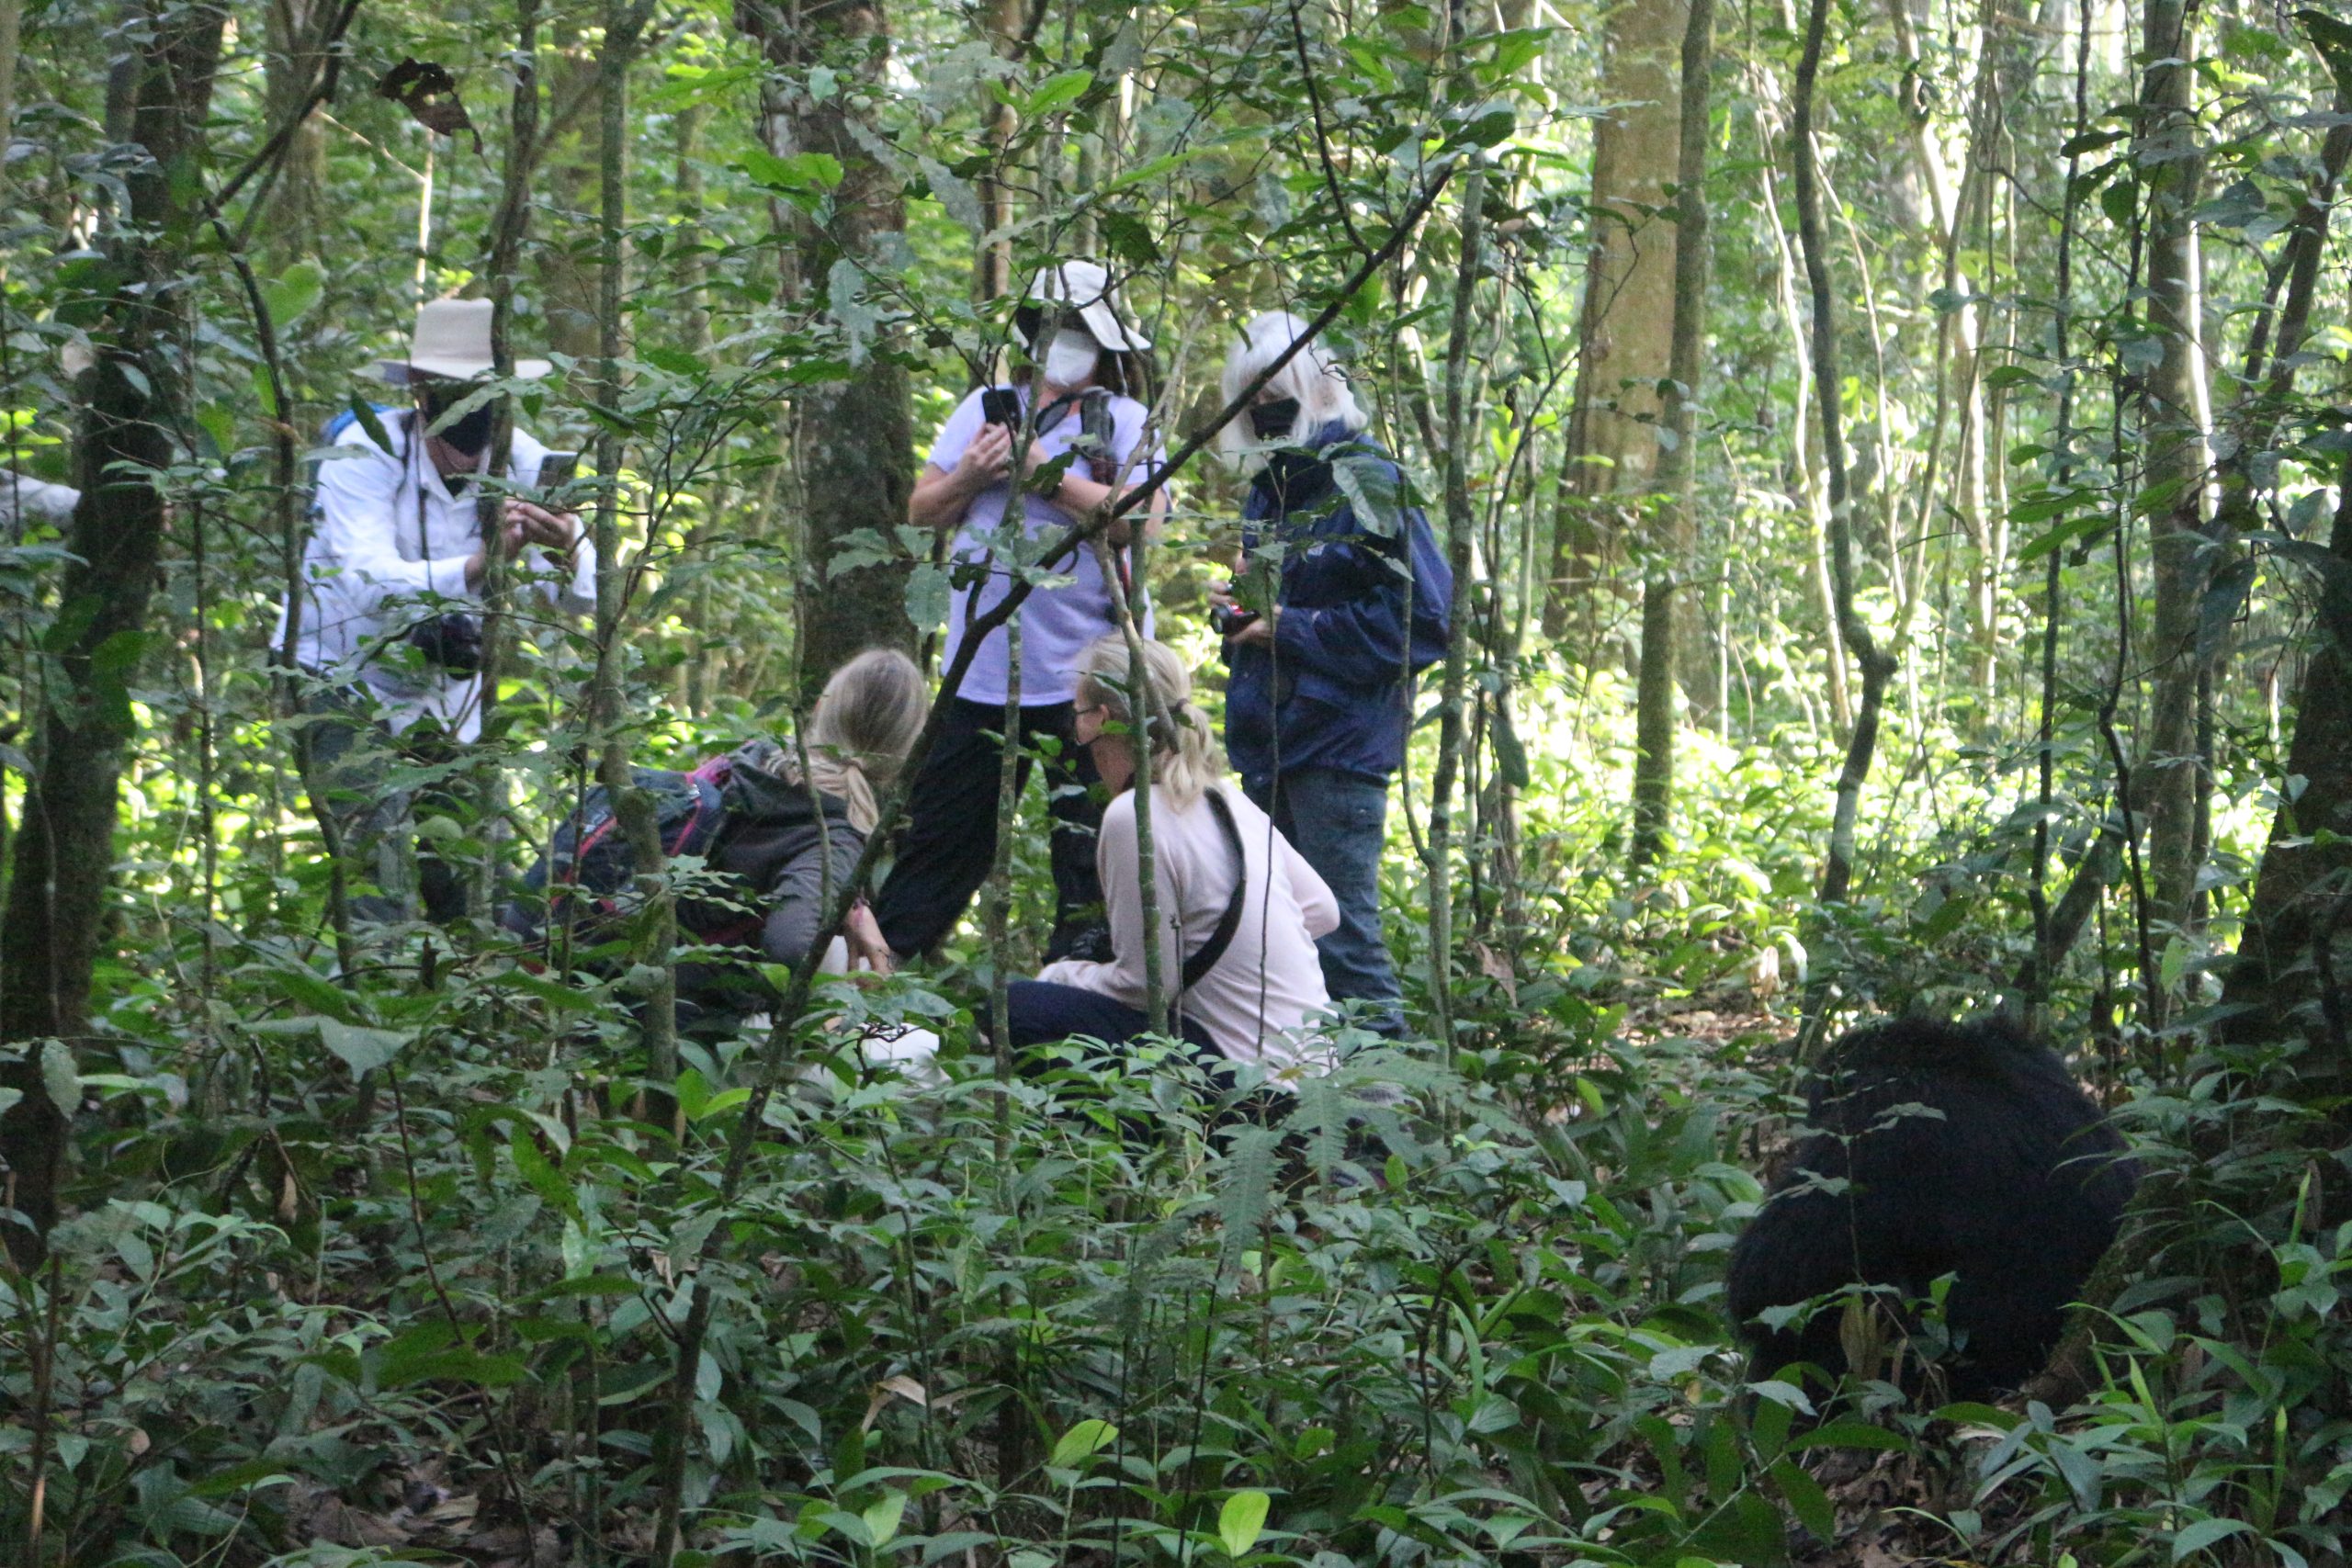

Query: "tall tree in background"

xmin=0 ymin=0 xmax=223 ymax=1261
xmin=1792 ymin=0 xmax=1895 ymax=924
xmin=2222 ymin=463 xmax=2352 ymax=1070
xmin=259 ymin=0 xmax=328 ymax=263
xmin=1629 ymin=0 xmax=1712 ymax=872
xmin=1542 ymin=0 xmax=1685 ymax=645
xmin=2135 ymin=0 xmax=2210 ymax=953
xmin=739 ymin=0 xmax=917 ymax=691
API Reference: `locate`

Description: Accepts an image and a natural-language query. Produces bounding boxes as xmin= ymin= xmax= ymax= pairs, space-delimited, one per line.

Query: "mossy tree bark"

xmin=0 ymin=0 xmax=223 ymax=1265
xmin=1629 ymin=0 xmax=1712 ymax=874
xmin=739 ymin=0 xmax=918 ymax=694
xmin=2135 ymin=0 xmax=2211 ymax=964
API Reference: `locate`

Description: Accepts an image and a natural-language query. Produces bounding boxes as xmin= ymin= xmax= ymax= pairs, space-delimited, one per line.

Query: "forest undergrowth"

xmin=7 ymin=0 xmax=2352 ymax=1559
xmin=6 ymin=671 xmax=2339 ymax=1568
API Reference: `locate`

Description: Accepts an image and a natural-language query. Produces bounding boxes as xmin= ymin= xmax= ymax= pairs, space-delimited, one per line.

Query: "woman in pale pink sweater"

xmin=1005 ymin=634 xmax=1340 ymax=1078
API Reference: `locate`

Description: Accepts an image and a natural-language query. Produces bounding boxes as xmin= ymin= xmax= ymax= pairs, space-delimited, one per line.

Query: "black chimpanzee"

xmin=1724 ymin=1014 xmax=2139 ymax=1402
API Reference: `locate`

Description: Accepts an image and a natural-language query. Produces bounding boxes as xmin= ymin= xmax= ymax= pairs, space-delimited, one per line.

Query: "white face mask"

xmin=1040 ymin=328 xmax=1100 ymax=389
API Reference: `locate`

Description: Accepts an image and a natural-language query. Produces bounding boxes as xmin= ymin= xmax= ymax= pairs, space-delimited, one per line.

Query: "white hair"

xmin=1216 ymin=310 xmax=1367 ymax=461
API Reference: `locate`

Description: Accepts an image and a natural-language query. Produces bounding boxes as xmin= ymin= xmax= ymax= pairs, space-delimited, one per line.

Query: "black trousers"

xmin=873 ymin=697 xmax=1110 ymax=962
xmin=1003 ymin=980 xmax=1223 ymax=1061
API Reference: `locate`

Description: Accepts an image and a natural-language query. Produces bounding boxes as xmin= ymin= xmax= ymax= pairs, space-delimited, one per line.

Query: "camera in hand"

xmin=1210 ymin=604 xmax=1259 ymax=636
xmin=407 ymin=612 xmax=484 ymax=676
xmin=980 ymin=389 xmax=1022 ymax=427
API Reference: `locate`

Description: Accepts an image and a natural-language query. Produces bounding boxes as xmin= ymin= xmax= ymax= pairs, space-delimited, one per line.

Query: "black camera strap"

xmin=1179 ymin=786 xmax=1248 ymax=992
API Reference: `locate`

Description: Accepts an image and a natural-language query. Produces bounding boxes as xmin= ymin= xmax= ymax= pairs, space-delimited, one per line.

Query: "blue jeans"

xmin=1246 ymin=768 xmax=1404 ymax=1034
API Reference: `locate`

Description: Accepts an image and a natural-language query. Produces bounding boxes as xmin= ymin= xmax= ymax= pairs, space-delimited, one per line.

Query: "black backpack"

xmin=507 ymin=753 xmax=763 ymax=952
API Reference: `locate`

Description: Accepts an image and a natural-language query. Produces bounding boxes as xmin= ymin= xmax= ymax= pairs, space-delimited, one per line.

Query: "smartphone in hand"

xmin=537 ymin=451 xmax=579 ymax=491
xmin=980 ymin=389 xmax=1022 ymax=428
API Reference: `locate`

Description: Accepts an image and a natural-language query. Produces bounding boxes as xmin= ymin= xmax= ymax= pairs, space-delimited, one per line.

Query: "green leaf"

xmin=741 ymin=147 xmax=843 ymax=192
xmin=264 ymin=964 xmax=359 ymax=1022
xmin=905 ymin=559 xmax=950 ymax=633
xmin=263 ymin=259 xmax=325 ymax=328
xmin=1026 ymin=70 xmax=1094 ymax=117
xmin=1767 ymin=1458 xmax=1836 ymax=1540
xmin=863 ymin=1491 xmax=908 ymax=1549
xmin=347 ymin=396 xmax=395 ymax=454
xmin=2172 ymin=1517 xmax=2255 ymax=1561
xmin=40 ymin=1042 xmax=78 ymax=1119
xmin=1217 ymin=1490 xmax=1269 ymax=1560
xmin=0 ymin=1089 xmax=19 ymax=1120
xmin=317 ymin=1018 xmax=411 ymax=1077
xmin=2299 ymin=9 xmax=2352 ymax=104
xmin=1050 ymin=1418 xmax=1118 ymax=1468
xmin=917 ymin=154 xmax=983 ymax=231
xmin=1792 ymin=1417 xmax=1912 ymax=1451
xmin=509 ymin=1124 xmax=580 ymax=1218
xmin=2016 ymin=512 xmax=2106 ymax=564
xmin=2197 ymin=557 xmax=2256 ymax=666
xmin=2059 ymin=128 xmax=2129 ymax=158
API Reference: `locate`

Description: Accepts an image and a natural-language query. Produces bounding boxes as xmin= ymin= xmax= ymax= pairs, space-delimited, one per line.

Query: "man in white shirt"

xmin=283 ymin=299 xmax=595 ymax=925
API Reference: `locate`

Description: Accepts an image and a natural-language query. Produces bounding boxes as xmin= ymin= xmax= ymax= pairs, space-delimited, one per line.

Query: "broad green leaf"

xmin=317 ymin=1018 xmax=411 ymax=1077
xmin=1050 ymin=1417 xmax=1118 ymax=1468
xmin=263 ymin=259 xmax=325 ymax=327
xmin=2016 ymin=512 xmax=2106 ymax=564
xmin=2300 ymin=9 xmax=2352 ymax=104
xmin=1026 ymin=70 xmax=1093 ymax=117
xmin=264 ymin=964 xmax=359 ymax=1022
xmin=1217 ymin=1490 xmax=1269 ymax=1559
xmin=741 ymin=147 xmax=842 ymax=192
xmin=2171 ymin=1517 xmax=2254 ymax=1561
xmin=40 ymin=1042 xmax=77 ymax=1118
xmin=863 ymin=1491 xmax=907 ymax=1548
xmin=1767 ymin=1458 xmax=1835 ymax=1541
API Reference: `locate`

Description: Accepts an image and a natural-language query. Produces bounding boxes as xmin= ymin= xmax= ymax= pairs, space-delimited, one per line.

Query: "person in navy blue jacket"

xmin=1208 ymin=312 xmax=1452 ymax=1034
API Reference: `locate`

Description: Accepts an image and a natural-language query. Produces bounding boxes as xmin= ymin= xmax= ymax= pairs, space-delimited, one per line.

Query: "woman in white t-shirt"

xmin=1005 ymin=635 xmax=1340 ymax=1079
xmin=872 ymin=260 xmax=1168 ymax=965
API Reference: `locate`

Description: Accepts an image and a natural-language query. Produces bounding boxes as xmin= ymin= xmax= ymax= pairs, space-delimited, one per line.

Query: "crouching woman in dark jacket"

xmin=513 ymin=649 xmax=928 ymax=1024
xmin=1209 ymin=312 xmax=1451 ymax=1036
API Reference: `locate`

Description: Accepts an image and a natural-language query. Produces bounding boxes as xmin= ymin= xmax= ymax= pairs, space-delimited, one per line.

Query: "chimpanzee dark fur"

xmin=1724 ymin=1015 xmax=2138 ymax=1401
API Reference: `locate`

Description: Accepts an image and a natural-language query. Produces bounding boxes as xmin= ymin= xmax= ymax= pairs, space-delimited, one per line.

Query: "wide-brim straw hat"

xmin=377 ymin=298 xmax=552 ymax=384
xmin=1023 ymin=260 xmax=1150 ymax=352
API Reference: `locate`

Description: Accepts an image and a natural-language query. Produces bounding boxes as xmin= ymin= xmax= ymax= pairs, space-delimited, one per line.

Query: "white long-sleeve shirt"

xmin=0 ymin=472 xmax=80 ymax=525
xmin=277 ymin=413 xmax=596 ymax=740
xmin=1037 ymin=781 xmax=1340 ymax=1070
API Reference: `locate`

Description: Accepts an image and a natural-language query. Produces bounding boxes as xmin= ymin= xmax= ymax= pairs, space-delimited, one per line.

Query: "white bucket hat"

xmin=1023 ymin=260 xmax=1150 ymax=352
xmin=377 ymin=298 xmax=552 ymax=384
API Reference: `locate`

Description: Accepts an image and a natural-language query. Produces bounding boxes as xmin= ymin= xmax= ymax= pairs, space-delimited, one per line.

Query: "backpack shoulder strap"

xmin=1180 ymin=787 xmax=1248 ymax=992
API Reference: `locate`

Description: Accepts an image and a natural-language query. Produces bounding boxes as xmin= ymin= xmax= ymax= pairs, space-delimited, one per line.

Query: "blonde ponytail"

xmin=804 ymin=648 xmax=928 ymax=832
xmin=1074 ymin=633 xmax=1224 ymax=810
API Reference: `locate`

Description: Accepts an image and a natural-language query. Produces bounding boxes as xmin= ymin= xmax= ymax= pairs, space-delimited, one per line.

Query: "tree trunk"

xmin=0 ymin=0 xmax=223 ymax=1264
xmin=259 ymin=0 xmax=326 ymax=263
xmin=1425 ymin=160 xmax=1486 ymax=1064
xmin=589 ymin=0 xmax=673 ymax=1122
xmin=973 ymin=0 xmax=1021 ymax=306
xmin=2219 ymin=468 xmax=2352 ymax=1072
xmin=2136 ymin=0 xmax=2208 ymax=951
xmin=536 ymin=43 xmax=606 ymax=364
xmin=739 ymin=0 xmax=918 ymax=694
xmin=1630 ymin=0 xmax=1713 ymax=872
xmin=1792 ymin=0 xmax=1897 ymax=925
xmin=1541 ymin=0 xmax=1685 ymax=644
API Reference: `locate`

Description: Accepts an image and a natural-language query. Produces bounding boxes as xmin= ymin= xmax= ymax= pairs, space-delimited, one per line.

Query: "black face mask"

xmin=420 ymin=383 xmax=494 ymax=457
xmin=1248 ymin=396 xmax=1301 ymax=442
